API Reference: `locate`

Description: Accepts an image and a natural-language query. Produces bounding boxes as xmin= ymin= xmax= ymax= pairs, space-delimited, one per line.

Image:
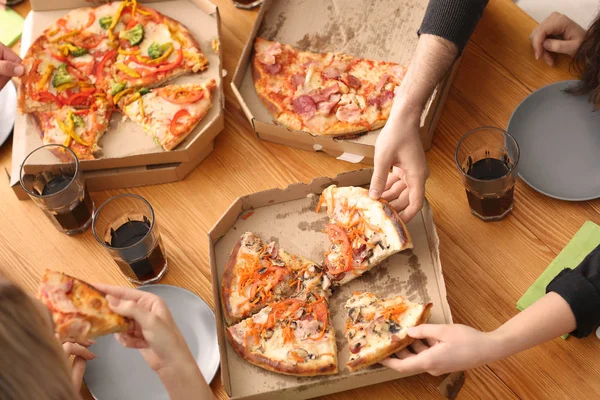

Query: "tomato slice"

xmin=326 ymin=223 xmax=353 ymax=272
xmin=313 ymin=302 xmax=328 ymax=324
xmin=71 ymin=33 xmax=104 ymax=49
xmin=169 ymin=109 xmax=192 ymax=136
xmin=158 ymin=87 xmax=204 ymax=104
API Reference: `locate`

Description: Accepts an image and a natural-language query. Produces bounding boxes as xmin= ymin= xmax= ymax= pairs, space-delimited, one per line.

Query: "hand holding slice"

xmin=344 ymin=292 xmax=432 ymax=372
xmin=38 ymin=269 xmax=131 ymax=342
xmin=317 ymin=185 xmax=412 ymax=285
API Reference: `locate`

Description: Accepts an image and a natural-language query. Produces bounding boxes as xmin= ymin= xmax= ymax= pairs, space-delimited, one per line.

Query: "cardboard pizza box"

xmin=231 ymin=0 xmax=461 ymax=165
xmin=9 ymin=0 xmax=224 ymax=196
xmin=208 ymin=168 xmax=455 ymax=399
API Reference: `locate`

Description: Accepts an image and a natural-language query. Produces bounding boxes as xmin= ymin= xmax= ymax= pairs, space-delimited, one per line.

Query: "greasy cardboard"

xmin=10 ymin=0 xmax=224 ymax=193
xmin=231 ymin=0 xmax=460 ymax=164
xmin=208 ymin=169 xmax=453 ymax=399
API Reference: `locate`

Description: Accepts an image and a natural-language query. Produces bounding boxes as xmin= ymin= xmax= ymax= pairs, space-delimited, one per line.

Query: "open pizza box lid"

xmin=208 ymin=168 xmax=455 ymax=399
xmin=231 ymin=0 xmax=460 ymax=165
xmin=9 ymin=0 xmax=224 ymax=195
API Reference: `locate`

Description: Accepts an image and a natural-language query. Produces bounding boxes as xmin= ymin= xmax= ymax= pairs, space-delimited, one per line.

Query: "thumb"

xmin=370 ymin=153 xmax=392 ymax=199
xmin=407 ymin=324 xmax=447 ymax=341
xmin=106 ymin=295 xmax=153 ymax=328
xmin=543 ymin=39 xmax=577 ymax=56
xmin=0 ymin=61 xmax=24 ymax=77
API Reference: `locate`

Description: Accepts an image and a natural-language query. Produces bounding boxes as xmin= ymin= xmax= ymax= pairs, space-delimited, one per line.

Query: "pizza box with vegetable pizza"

xmin=9 ymin=0 xmax=224 ymax=198
xmin=208 ymin=168 xmax=456 ymax=400
xmin=231 ymin=0 xmax=461 ymax=165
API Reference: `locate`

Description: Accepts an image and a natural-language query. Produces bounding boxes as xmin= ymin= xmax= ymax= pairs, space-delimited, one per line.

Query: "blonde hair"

xmin=0 ymin=278 xmax=79 ymax=400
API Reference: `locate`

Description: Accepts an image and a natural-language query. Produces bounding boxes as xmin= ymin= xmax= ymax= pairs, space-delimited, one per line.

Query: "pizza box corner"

xmin=231 ymin=0 xmax=461 ymax=166
xmin=208 ymin=168 xmax=455 ymax=400
xmin=10 ymin=0 xmax=225 ymax=198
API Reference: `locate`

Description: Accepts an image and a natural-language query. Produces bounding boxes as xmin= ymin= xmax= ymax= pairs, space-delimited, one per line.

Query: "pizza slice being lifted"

xmin=226 ymin=295 xmax=338 ymax=376
xmin=38 ymin=269 xmax=131 ymax=342
xmin=32 ymin=98 xmax=112 ymax=160
xmin=221 ymin=231 xmax=331 ymax=325
xmin=117 ymin=80 xmax=216 ymax=151
xmin=317 ymin=185 xmax=412 ymax=285
xmin=344 ymin=292 xmax=432 ymax=372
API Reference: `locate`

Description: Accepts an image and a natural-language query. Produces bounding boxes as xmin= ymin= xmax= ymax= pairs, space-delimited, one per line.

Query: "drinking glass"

xmin=232 ymin=0 xmax=263 ymax=9
xmin=92 ymin=194 xmax=168 ymax=285
xmin=455 ymin=127 xmax=520 ymax=221
xmin=19 ymin=144 xmax=94 ymax=235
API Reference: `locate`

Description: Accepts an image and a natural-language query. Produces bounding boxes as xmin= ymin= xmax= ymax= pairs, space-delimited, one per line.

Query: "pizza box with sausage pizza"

xmin=9 ymin=0 xmax=224 ymax=199
xmin=208 ymin=168 xmax=457 ymax=400
xmin=231 ymin=0 xmax=461 ymax=165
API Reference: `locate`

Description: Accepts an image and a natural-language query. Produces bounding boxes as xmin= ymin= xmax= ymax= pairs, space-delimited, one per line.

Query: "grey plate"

xmin=507 ymin=80 xmax=600 ymax=201
xmin=84 ymin=284 xmax=220 ymax=400
xmin=0 ymin=80 xmax=16 ymax=148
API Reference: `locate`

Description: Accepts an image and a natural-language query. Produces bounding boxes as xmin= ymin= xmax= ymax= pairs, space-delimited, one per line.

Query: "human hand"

xmin=530 ymin=12 xmax=586 ymax=66
xmin=62 ymin=339 xmax=97 ymax=392
xmin=0 ymin=43 xmax=24 ymax=90
xmin=94 ymin=284 xmax=197 ymax=377
xmin=369 ymin=112 xmax=429 ymax=223
xmin=379 ymin=324 xmax=497 ymax=376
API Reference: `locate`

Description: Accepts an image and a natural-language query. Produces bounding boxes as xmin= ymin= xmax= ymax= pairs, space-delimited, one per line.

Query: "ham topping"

xmin=264 ymin=63 xmax=282 ymax=74
xmin=375 ymin=74 xmax=392 ymax=92
xmin=317 ymin=93 xmax=341 ymax=115
xmin=292 ymin=95 xmax=317 ymax=119
xmin=291 ymin=73 xmax=305 ymax=86
xmin=322 ymin=66 xmax=341 ymax=79
xmin=308 ymin=83 xmax=340 ymax=103
xmin=256 ymin=42 xmax=282 ymax=65
xmin=367 ymin=90 xmax=394 ymax=107
xmin=343 ymin=74 xmax=361 ymax=89
xmin=335 ymin=103 xmax=361 ymax=123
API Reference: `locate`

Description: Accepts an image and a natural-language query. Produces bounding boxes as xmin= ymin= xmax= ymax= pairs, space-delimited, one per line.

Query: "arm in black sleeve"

xmin=418 ymin=0 xmax=489 ymax=53
xmin=546 ymin=244 xmax=600 ymax=338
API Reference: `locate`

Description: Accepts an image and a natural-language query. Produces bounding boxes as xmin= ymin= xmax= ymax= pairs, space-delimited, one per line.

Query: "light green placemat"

xmin=517 ymin=221 xmax=600 ymax=338
xmin=0 ymin=8 xmax=24 ymax=47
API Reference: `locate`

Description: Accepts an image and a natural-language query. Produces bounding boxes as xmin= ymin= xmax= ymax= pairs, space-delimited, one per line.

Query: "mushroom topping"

xmin=271 ymin=258 xmax=285 ymax=267
xmin=257 ymin=267 xmax=268 ymax=274
xmin=263 ymin=329 xmax=274 ymax=339
xmin=348 ymin=307 xmax=361 ymax=323
xmin=288 ymin=348 xmax=309 ymax=362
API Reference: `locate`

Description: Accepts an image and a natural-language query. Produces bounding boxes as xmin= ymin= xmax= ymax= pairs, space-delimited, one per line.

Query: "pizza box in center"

xmin=9 ymin=0 xmax=224 ymax=199
xmin=208 ymin=168 xmax=453 ymax=399
xmin=231 ymin=0 xmax=461 ymax=165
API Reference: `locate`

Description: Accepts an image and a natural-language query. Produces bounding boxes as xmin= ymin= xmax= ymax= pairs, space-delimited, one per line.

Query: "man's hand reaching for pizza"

xmin=0 ymin=43 xmax=24 ymax=91
xmin=95 ymin=284 xmax=215 ymax=400
xmin=370 ymin=111 xmax=429 ymax=223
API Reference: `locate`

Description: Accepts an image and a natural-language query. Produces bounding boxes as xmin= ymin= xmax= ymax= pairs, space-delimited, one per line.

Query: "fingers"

xmin=0 ymin=43 xmax=22 ymax=64
xmin=382 ymin=179 xmax=407 ymax=202
xmin=62 ymin=342 xmax=97 ymax=361
xmin=410 ymin=339 xmax=430 ymax=354
xmin=542 ymin=51 xmax=554 ymax=67
xmin=71 ymin=357 xmax=87 ymax=392
xmin=106 ymin=295 xmax=155 ymax=328
xmin=400 ymin=182 xmax=425 ymax=223
xmin=379 ymin=354 xmax=428 ymax=375
xmin=407 ymin=324 xmax=447 ymax=341
xmin=115 ymin=332 xmax=148 ymax=349
xmin=94 ymin=283 xmax=146 ymax=301
xmin=389 ymin=189 xmax=410 ymax=212
xmin=543 ymin=39 xmax=580 ymax=57
xmin=370 ymin=154 xmax=392 ymax=199
xmin=395 ymin=348 xmax=414 ymax=359
xmin=0 ymin=61 xmax=24 ymax=78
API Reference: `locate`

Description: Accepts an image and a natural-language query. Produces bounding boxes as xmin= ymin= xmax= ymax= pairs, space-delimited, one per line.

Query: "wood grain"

xmin=3 ymin=1 xmax=600 ymax=399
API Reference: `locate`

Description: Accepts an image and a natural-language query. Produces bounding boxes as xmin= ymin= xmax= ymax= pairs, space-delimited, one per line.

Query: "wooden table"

xmin=4 ymin=0 xmax=600 ymax=399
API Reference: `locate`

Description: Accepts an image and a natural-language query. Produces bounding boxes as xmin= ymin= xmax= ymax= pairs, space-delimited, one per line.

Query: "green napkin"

xmin=0 ymin=8 xmax=24 ymax=47
xmin=517 ymin=221 xmax=600 ymax=338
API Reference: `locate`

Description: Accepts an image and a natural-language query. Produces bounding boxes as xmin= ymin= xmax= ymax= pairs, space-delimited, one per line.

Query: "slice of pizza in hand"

xmin=38 ymin=269 xmax=131 ymax=342
xmin=227 ymin=295 xmax=338 ymax=376
xmin=117 ymin=80 xmax=216 ymax=151
xmin=221 ymin=231 xmax=331 ymax=325
xmin=345 ymin=292 xmax=432 ymax=372
xmin=252 ymin=37 xmax=407 ymax=137
xmin=32 ymin=98 xmax=112 ymax=161
xmin=316 ymin=185 xmax=412 ymax=285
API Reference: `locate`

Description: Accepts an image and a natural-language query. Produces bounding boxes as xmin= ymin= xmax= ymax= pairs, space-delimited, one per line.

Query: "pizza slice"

xmin=226 ymin=295 xmax=338 ymax=376
xmin=32 ymin=98 xmax=112 ymax=160
xmin=344 ymin=292 xmax=432 ymax=372
xmin=116 ymin=80 xmax=216 ymax=151
xmin=221 ymin=231 xmax=331 ymax=325
xmin=110 ymin=3 xmax=208 ymax=90
xmin=316 ymin=185 xmax=412 ymax=285
xmin=19 ymin=38 xmax=98 ymax=112
xmin=38 ymin=269 xmax=131 ymax=342
xmin=252 ymin=37 xmax=407 ymax=137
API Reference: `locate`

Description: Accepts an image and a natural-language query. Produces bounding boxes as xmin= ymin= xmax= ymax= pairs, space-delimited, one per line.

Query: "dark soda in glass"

xmin=465 ymin=158 xmax=515 ymax=219
xmin=41 ymin=176 xmax=94 ymax=233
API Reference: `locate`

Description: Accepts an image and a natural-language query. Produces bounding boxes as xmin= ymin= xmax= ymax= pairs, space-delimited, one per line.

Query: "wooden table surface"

xmin=4 ymin=0 xmax=600 ymax=399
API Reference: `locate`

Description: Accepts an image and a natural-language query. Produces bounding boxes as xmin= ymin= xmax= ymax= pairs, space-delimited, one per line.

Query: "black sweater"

xmin=547 ymin=245 xmax=600 ymax=337
xmin=419 ymin=0 xmax=489 ymax=52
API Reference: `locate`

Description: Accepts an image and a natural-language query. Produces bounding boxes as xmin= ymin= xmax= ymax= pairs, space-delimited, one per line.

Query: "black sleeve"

xmin=418 ymin=0 xmax=489 ymax=52
xmin=546 ymin=245 xmax=600 ymax=338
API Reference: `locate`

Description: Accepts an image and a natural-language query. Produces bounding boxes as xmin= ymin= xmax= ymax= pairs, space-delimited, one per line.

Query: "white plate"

xmin=84 ymin=284 xmax=220 ymax=400
xmin=0 ymin=80 xmax=17 ymax=148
